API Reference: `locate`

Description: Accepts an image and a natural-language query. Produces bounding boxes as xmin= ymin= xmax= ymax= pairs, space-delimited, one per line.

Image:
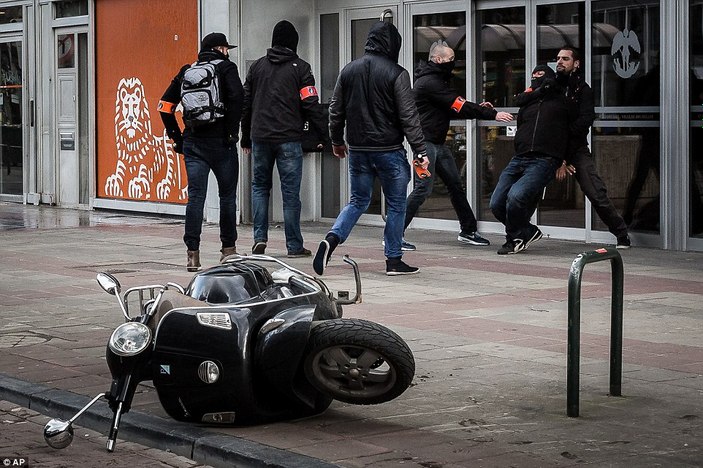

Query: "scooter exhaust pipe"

xmin=44 ymin=392 xmax=106 ymax=449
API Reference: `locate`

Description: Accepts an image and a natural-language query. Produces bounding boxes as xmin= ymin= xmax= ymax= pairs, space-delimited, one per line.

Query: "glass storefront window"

xmin=0 ymin=41 xmax=22 ymax=195
xmin=592 ymin=0 xmax=660 ymax=234
xmin=320 ymin=13 xmax=340 ymax=218
xmin=0 ymin=7 xmax=22 ymax=25
xmin=477 ymin=7 xmax=524 ymax=221
xmin=57 ymin=34 xmax=75 ymax=69
xmin=55 ymin=0 xmax=88 ymax=18
xmin=411 ymin=11 xmax=467 ymax=224
xmin=690 ymin=0 xmax=703 ymax=238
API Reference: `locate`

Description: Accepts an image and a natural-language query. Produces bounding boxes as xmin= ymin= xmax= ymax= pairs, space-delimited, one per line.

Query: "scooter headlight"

xmin=109 ymin=322 xmax=151 ymax=356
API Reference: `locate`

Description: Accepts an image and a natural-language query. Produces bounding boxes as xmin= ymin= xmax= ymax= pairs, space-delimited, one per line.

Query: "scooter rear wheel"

xmin=303 ymin=319 xmax=415 ymax=405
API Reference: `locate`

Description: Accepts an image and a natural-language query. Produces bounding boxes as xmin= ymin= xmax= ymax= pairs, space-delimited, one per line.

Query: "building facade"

xmin=2 ymin=0 xmax=701 ymax=252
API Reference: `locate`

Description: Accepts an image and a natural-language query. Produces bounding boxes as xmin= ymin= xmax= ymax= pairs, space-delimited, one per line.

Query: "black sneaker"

xmin=524 ymin=227 xmax=543 ymax=250
xmin=386 ymin=258 xmax=420 ymax=276
xmin=497 ymin=239 xmax=526 ymax=255
xmin=458 ymin=231 xmax=490 ymax=246
xmin=616 ymin=235 xmax=631 ymax=249
xmin=287 ymin=248 xmax=312 ymax=258
xmin=252 ymin=241 xmax=267 ymax=255
xmin=313 ymin=236 xmax=338 ymax=275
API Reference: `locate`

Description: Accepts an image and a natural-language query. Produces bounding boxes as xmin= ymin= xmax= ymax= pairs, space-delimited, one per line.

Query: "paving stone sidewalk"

xmin=0 ymin=203 xmax=701 ymax=467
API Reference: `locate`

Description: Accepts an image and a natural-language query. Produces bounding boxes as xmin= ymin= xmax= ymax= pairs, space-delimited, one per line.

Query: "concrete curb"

xmin=0 ymin=373 xmax=337 ymax=468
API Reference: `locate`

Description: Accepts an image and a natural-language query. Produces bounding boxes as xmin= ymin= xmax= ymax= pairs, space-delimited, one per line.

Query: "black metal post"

xmin=567 ymin=248 xmax=624 ymax=417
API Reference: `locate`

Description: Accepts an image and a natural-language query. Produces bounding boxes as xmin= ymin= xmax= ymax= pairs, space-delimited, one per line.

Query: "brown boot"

xmin=187 ymin=250 xmax=201 ymax=272
xmin=220 ymin=246 xmax=238 ymax=262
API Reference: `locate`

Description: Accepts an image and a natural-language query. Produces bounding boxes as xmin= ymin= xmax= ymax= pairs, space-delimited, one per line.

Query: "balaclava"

xmin=530 ymin=65 xmax=556 ymax=90
xmin=271 ymin=20 xmax=299 ymax=53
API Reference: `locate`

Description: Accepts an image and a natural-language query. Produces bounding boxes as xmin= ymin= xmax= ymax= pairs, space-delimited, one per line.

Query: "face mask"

xmin=436 ymin=60 xmax=455 ymax=78
xmin=531 ymin=75 xmax=546 ymax=89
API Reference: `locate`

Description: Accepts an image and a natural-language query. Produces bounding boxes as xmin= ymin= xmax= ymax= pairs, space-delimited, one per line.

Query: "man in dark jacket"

xmin=404 ymin=41 xmax=513 ymax=250
xmin=313 ymin=21 xmax=428 ymax=276
xmin=490 ymin=65 xmax=576 ymax=255
xmin=240 ymin=20 xmax=328 ymax=258
xmin=159 ymin=32 xmax=244 ymax=271
xmin=554 ymin=46 xmax=631 ymax=249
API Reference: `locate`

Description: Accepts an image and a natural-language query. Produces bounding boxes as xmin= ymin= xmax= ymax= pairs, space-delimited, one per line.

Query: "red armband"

xmin=299 ymin=86 xmax=318 ymax=100
xmin=450 ymin=96 xmax=466 ymax=113
xmin=157 ymin=100 xmax=177 ymax=114
xmin=524 ymin=87 xmax=534 ymax=93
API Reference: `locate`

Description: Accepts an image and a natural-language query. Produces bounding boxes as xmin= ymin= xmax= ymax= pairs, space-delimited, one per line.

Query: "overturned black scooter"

xmin=43 ymin=254 xmax=415 ymax=452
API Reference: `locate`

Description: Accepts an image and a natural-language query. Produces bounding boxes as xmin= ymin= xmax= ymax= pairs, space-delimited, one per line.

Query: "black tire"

xmin=303 ymin=319 xmax=415 ymax=405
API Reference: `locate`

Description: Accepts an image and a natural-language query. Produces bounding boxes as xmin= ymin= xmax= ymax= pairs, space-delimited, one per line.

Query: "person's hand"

xmin=333 ymin=144 xmax=348 ymax=159
xmin=415 ymin=154 xmax=429 ymax=169
xmin=479 ymin=101 xmax=494 ymax=108
xmin=242 ymin=147 xmax=251 ymax=156
xmin=556 ymin=162 xmax=576 ymax=181
xmin=495 ymin=111 xmax=513 ymax=122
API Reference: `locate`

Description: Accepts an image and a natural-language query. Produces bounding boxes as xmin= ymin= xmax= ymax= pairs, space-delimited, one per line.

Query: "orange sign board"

xmin=95 ymin=0 xmax=197 ymax=203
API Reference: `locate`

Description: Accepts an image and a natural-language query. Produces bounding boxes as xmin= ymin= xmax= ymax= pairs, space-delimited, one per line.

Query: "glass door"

xmin=407 ymin=1 xmax=468 ymax=231
xmin=0 ymin=38 xmax=23 ymax=197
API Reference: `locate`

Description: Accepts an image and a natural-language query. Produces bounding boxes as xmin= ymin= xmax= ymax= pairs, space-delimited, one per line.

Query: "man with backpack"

xmin=240 ymin=20 xmax=328 ymax=258
xmin=159 ymin=32 xmax=244 ymax=272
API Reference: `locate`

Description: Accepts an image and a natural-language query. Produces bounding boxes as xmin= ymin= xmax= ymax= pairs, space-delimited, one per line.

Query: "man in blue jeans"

xmin=314 ymin=21 xmax=428 ymax=276
xmin=241 ymin=20 xmax=328 ymax=258
xmin=159 ymin=32 xmax=243 ymax=271
xmin=404 ymin=41 xmax=513 ymax=251
xmin=490 ymin=65 xmax=576 ymax=255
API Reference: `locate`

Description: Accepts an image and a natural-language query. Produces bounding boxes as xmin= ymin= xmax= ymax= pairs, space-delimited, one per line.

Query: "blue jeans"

xmin=183 ymin=136 xmax=239 ymax=251
xmin=329 ymin=149 xmax=411 ymax=259
xmin=251 ymin=141 xmax=305 ymax=253
xmin=489 ymin=154 xmax=560 ymax=241
xmin=405 ymin=141 xmax=477 ymax=233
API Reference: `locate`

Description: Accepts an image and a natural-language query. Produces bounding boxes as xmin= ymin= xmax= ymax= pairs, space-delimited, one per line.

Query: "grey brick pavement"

xmin=0 ymin=203 xmax=702 ymax=467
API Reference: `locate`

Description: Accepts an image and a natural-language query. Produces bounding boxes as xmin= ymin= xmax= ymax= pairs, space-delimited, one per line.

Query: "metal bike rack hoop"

xmin=567 ymin=247 xmax=624 ymax=417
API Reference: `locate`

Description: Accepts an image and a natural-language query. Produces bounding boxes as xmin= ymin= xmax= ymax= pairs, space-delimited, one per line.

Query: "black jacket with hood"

xmin=240 ymin=21 xmax=327 ymax=148
xmin=513 ymin=65 xmax=576 ymax=161
xmin=414 ymin=60 xmax=497 ymax=145
xmin=329 ymin=21 xmax=425 ymax=155
xmin=159 ymin=49 xmax=244 ymax=144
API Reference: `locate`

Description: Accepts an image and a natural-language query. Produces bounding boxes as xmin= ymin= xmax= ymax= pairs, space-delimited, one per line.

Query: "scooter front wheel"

xmin=303 ymin=319 xmax=415 ymax=405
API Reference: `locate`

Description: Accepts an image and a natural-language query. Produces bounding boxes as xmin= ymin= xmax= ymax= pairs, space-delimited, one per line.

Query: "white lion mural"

xmin=105 ymin=77 xmax=187 ymax=201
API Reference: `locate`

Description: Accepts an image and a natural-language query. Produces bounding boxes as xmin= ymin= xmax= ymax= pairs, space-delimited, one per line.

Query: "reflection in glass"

xmin=0 ymin=41 xmax=22 ymax=195
xmin=57 ymin=34 xmax=75 ymax=69
xmin=55 ymin=0 xmax=88 ymax=18
xmin=477 ymin=7 xmax=524 ymax=221
xmin=690 ymin=1 xmax=703 ymax=237
xmin=536 ymin=3 xmax=585 ymax=229
xmin=0 ymin=7 xmax=22 ymax=25
xmin=411 ymin=12 xmax=467 ymax=223
xmin=591 ymin=0 xmax=660 ymax=234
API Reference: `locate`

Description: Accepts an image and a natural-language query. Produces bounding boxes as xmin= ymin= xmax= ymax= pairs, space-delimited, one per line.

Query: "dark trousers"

xmin=405 ymin=141 xmax=477 ymax=233
xmin=571 ymin=146 xmax=628 ymax=237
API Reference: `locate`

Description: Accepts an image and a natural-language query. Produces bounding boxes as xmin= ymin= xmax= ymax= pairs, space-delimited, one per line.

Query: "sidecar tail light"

xmin=198 ymin=360 xmax=220 ymax=384
xmin=196 ymin=312 xmax=232 ymax=330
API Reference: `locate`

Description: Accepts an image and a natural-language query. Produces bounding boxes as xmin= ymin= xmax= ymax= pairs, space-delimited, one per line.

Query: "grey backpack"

xmin=180 ymin=59 xmax=225 ymax=126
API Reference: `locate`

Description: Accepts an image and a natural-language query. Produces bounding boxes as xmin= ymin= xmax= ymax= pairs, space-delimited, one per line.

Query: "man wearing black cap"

xmin=159 ymin=32 xmax=244 ymax=271
xmin=489 ymin=65 xmax=576 ymax=255
xmin=240 ymin=20 xmax=328 ymax=258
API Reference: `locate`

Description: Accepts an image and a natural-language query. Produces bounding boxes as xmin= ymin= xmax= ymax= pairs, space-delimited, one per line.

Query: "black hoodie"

xmin=240 ymin=27 xmax=327 ymax=147
xmin=413 ymin=60 xmax=497 ymax=144
xmin=329 ymin=22 xmax=425 ymax=155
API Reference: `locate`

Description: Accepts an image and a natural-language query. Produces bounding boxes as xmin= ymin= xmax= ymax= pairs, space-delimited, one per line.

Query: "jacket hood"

xmin=266 ymin=45 xmax=298 ymax=64
xmin=364 ymin=21 xmax=402 ymax=62
xmin=271 ymin=20 xmax=299 ymax=53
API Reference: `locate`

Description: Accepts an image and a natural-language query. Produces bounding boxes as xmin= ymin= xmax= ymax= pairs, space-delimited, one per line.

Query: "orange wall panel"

xmin=95 ymin=0 xmax=197 ymax=203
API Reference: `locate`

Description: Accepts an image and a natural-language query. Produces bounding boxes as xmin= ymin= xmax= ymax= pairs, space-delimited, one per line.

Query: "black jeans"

xmin=571 ymin=145 xmax=628 ymax=237
xmin=405 ymin=141 xmax=477 ymax=233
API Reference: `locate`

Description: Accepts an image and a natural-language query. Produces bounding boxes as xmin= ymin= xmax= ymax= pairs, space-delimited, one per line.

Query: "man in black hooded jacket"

xmin=314 ymin=21 xmax=428 ymax=277
xmin=404 ymin=41 xmax=513 ymax=250
xmin=240 ymin=20 xmax=328 ymax=258
xmin=490 ymin=65 xmax=576 ymax=255
xmin=159 ymin=32 xmax=244 ymax=272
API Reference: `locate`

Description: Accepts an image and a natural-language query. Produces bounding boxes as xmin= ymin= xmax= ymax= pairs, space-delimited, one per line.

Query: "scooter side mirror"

xmin=44 ymin=418 xmax=74 ymax=449
xmin=97 ymin=272 xmax=121 ymax=296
